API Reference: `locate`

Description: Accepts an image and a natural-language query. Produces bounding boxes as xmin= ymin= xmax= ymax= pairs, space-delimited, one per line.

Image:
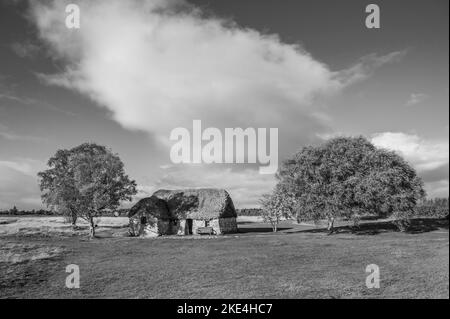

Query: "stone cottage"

xmin=128 ymin=189 xmax=238 ymax=237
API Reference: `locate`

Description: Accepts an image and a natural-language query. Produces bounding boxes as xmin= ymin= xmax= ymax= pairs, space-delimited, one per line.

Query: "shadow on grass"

xmin=237 ymin=226 xmax=293 ymax=234
xmin=72 ymin=225 xmax=128 ymax=231
xmin=299 ymin=218 xmax=449 ymax=236
xmin=406 ymin=218 xmax=449 ymax=234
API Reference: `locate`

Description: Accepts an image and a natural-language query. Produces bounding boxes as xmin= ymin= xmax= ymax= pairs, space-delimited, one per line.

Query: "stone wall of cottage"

xmin=130 ymin=216 xmax=238 ymax=237
xmin=129 ymin=218 xmax=139 ymax=236
xmin=157 ymin=220 xmax=173 ymax=236
xmin=177 ymin=219 xmax=186 ymax=235
xmin=142 ymin=223 xmax=159 ymax=237
xmin=219 ymin=217 xmax=238 ymax=234
xmin=209 ymin=219 xmax=221 ymax=234
xmin=130 ymin=216 xmax=177 ymax=237
xmin=142 ymin=219 xmax=172 ymax=237
xmin=194 ymin=217 xmax=238 ymax=235
xmin=192 ymin=219 xmax=205 ymax=234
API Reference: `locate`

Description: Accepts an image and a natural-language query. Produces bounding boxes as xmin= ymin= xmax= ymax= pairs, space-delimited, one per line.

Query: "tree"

xmin=260 ymin=187 xmax=294 ymax=232
xmin=9 ymin=206 xmax=19 ymax=215
xmin=274 ymin=137 xmax=425 ymax=233
xmin=38 ymin=143 xmax=137 ymax=238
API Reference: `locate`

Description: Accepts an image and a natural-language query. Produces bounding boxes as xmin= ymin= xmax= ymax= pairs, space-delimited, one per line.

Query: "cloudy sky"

xmin=0 ymin=0 xmax=448 ymax=209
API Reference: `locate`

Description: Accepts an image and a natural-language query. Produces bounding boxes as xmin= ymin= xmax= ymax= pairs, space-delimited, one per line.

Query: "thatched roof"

xmin=128 ymin=196 xmax=171 ymax=219
xmin=153 ymin=188 xmax=237 ymax=220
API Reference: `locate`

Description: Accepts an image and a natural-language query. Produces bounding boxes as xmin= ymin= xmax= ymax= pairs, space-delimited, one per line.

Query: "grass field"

xmin=0 ymin=217 xmax=448 ymax=299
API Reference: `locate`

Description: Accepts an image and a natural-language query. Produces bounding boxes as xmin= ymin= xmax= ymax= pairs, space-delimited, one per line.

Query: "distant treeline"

xmin=236 ymin=208 xmax=263 ymax=216
xmin=1 ymin=200 xmax=447 ymax=218
xmin=416 ymin=198 xmax=449 ymax=218
xmin=0 ymin=206 xmax=131 ymax=217
xmin=236 ymin=198 xmax=449 ymax=219
xmin=0 ymin=207 xmax=53 ymax=216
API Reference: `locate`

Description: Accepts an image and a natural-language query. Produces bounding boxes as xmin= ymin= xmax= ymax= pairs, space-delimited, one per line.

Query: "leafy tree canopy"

xmin=275 ymin=137 xmax=425 ymax=228
xmin=38 ymin=143 xmax=137 ymax=237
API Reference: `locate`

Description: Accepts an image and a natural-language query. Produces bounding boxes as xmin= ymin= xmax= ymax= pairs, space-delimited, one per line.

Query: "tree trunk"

xmin=71 ymin=211 xmax=77 ymax=230
xmin=89 ymin=216 xmax=96 ymax=238
xmin=327 ymin=217 xmax=335 ymax=234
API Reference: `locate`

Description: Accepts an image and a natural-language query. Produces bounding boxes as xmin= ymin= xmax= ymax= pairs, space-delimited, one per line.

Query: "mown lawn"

xmin=0 ymin=219 xmax=448 ymax=299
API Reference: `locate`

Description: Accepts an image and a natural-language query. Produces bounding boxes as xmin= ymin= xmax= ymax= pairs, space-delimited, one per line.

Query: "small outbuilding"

xmin=128 ymin=196 xmax=174 ymax=237
xmin=129 ymin=188 xmax=238 ymax=237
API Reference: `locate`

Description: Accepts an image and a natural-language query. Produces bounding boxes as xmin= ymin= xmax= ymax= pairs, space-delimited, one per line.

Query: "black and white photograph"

xmin=0 ymin=0 xmax=448 ymax=302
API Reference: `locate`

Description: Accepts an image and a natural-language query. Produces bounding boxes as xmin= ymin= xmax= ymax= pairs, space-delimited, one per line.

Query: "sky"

xmin=0 ymin=0 xmax=448 ymax=210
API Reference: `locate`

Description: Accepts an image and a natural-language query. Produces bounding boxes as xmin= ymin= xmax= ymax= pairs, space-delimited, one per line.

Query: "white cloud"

xmin=371 ymin=132 xmax=448 ymax=171
xmin=372 ymin=132 xmax=449 ymax=198
xmin=406 ymin=93 xmax=428 ymax=106
xmin=0 ymin=158 xmax=42 ymax=177
xmin=30 ymin=0 xmax=333 ymax=136
xmin=336 ymin=51 xmax=407 ymax=86
xmin=30 ymin=0 xmax=402 ymax=140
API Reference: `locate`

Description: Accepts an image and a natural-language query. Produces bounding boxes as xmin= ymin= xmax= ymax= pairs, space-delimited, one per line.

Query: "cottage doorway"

xmin=139 ymin=216 xmax=147 ymax=236
xmin=185 ymin=219 xmax=193 ymax=235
